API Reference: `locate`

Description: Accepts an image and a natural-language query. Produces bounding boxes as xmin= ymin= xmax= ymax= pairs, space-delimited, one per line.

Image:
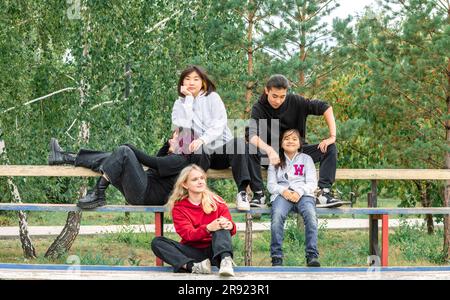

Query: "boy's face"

xmin=265 ymin=87 xmax=287 ymax=109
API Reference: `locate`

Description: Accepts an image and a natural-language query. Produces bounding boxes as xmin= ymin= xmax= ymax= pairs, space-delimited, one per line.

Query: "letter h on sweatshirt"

xmin=294 ymin=164 xmax=304 ymax=176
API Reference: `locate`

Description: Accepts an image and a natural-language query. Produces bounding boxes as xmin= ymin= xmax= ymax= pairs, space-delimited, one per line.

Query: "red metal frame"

xmin=154 ymin=212 xmax=164 ymax=266
xmin=381 ymin=214 xmax=389 ymax=267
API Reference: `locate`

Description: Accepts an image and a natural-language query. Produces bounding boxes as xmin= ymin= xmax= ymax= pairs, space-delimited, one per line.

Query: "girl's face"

xmin=282 ymin=132 xmax=301 ymax=153
xmin=182 ymin=71 xmax=203 ymax=97
xmin=183 ymin=169 xmax=207 ymax=194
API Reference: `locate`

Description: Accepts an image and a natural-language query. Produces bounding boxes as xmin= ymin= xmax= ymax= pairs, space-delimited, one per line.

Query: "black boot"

xmin=48 ymin=138 xmax=76 ymax=165
xmin=77 ymin=177 xmax=110 ymax=209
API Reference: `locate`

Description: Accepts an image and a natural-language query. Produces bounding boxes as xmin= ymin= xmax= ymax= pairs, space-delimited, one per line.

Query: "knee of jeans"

xmin=117 ymin=145 xmax=132 ymax=154
xmin=151 ymin=236 xmax=165 ymax=251
xmin=271 ymin=210 xmax=287 ymax=226
xmin=302 ymin=210 xmax=318 ymax=225
xmin=327 ymin=143 xmax=337 ymax=155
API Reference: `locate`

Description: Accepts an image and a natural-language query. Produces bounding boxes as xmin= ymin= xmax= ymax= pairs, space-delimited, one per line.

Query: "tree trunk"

xmin=299 ymin=44 xmax=306 ymax=88
xmin=0 ymin=139 xmax=36 ymax=259
xmin=45 ymin=3 xmax=91 ymax=259
xmin=444 ymin=6 xmax=450 ymax=259
xmin=44 ymin=123 xmax=89 ymax=259
xmin=244 ymin=3 xmax=255 ymax=116
xmin=45 ymin=211 xmax=82 ymax=259
xmin=298 ymin=6 xmax=306 ymax=88
xmin=416 ymin=181 xmax=434 ymax=234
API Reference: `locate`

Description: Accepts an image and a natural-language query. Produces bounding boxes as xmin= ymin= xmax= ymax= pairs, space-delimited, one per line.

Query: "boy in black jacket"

xmin=248 ymin=74 xmax=343 ymax=208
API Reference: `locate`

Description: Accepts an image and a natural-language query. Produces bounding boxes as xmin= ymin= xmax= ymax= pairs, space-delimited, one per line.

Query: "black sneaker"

xmin=316 ymin=188 xmax=344 ymax=208
xmin=306 ymin=257 xmax=321 ymax=267
xmin=271 ymin=257 xmax=283 ymax=266
xmin=250 ymin=191 xmax=267 ymax=208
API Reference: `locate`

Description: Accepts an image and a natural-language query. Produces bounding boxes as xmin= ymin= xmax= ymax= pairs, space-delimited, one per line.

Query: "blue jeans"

xmin=270 ymin=195 xmax=319 ymax=259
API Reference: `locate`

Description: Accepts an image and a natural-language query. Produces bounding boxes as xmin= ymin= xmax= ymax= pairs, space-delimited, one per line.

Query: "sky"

xmin=330 ymin=0 xmax=379 ymax=20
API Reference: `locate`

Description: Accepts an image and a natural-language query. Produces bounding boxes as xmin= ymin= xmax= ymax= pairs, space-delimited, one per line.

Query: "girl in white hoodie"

xmin=267 ymin=129 xmax=320 ymax=267
xmin=171 ymin=65 xmax=264 ymax=211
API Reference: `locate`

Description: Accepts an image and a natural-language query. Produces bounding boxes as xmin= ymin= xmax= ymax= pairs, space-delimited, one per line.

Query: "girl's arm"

xmin=172 ymin=207 xmax=211 ymax=242
xmin=171 ymin=96 xmax=195 ymax=129
xmin=197 ymin=93 xmax=228 ymax=145
xmin=267 ymin=165 xmax=287 ymax=195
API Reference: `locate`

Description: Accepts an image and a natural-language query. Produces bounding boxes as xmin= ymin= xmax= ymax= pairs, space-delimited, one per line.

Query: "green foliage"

xmin=391 ymin=220 xmax=447 ymax=264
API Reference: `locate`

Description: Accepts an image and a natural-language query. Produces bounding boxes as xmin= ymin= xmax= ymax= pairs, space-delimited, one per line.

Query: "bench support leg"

xmin=244 ymin=213 xmax=253 ymax=266
xmin=381 ymin=214 xmax=389 ymax=267
xmin=155 ymin=212 xmax=164 ymax=267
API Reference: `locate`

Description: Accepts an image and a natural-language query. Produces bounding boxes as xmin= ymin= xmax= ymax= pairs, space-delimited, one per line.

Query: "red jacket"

xmin=172 ymin=196 xmax=237 ymax=249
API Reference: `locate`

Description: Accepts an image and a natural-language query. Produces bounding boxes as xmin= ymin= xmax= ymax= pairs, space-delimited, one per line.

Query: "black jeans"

xmin=151 ymin=229 xmax=233 ymax=272
xmin=249 ymin=143 xmax=337 ymax=189
xmin=208 ymin=138 xmax=252 ymax=192
xmin=75 ymin=145 xmax=148 ymax=205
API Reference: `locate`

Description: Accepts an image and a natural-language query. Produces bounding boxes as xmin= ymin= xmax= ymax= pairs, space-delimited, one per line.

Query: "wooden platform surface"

xmin=1 ymin=264 xmax=450 ymax=280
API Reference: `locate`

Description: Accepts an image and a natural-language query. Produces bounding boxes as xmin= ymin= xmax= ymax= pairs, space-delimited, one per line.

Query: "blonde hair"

xmin=168 ymin=164 xmax=223 ymax=214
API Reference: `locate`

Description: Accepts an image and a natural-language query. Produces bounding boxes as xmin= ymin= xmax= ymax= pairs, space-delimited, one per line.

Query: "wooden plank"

xmin=0 ymin=203 xmax=167 ymax=213
xmin=2 ymin=166 xmax=450 ymax=180
xmin=0 ymin=165 xmax=99 ymax=177
xmin=1 ymin=203 xmax=450 ymax=215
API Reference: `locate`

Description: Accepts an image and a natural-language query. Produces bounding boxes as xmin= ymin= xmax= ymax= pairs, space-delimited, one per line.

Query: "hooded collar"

xmin=284 ymin=151 xmax=300 ymax=163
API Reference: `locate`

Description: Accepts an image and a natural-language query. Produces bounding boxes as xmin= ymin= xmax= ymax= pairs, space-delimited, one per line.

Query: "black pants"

xmin=151 ymin=229 xmax=233 ymax=272
xmin=249 ymin=143 xmax=337 ymax=189
xmin=75 ymin=145 xmax=148 ymax=205
xmin=208 ymin=138 xmax=252 ymax=192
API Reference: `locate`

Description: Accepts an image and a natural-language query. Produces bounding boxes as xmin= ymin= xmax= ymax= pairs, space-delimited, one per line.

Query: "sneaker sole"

xmin=307 ymin=263 xmax=321 ymax=267
xmin=77 ymin=200 xmax=106 ymax=210
xmin=250 ymin=203 xmax=267 ymax=208
xmin=219 ymin=270 xmax=235 ymax=277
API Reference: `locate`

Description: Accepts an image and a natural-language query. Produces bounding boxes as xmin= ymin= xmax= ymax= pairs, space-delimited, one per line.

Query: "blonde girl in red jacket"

xmin=151 ymin=164 xmax=237 ymax=276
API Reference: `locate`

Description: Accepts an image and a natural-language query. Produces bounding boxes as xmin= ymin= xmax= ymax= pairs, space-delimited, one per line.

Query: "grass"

xmin=1 ymin=221 xmax=448 ymax=267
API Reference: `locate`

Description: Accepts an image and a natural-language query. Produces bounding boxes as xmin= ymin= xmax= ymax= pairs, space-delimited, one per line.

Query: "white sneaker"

xmin=236 ymin=191 xmax=250 ymax=211
xmin=191 ymin=259 xmax=211 ymax=274
xmin=219 ymin=256 xmax=236 ymax=277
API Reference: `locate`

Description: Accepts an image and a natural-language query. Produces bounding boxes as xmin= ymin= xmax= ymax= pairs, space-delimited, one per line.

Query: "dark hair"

xmin=277 ymin=129 xmax=302 ymax=169
xmin=266 ymin=74 xmax=290 ymax=90
xmin=177 ymin=65 xmax=216 ymax=97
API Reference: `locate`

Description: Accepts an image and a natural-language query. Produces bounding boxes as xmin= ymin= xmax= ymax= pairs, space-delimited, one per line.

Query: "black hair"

xmin=178 ymin=65 xmax=216 ymax=97
xmin=265 ymin=74 xmax=290 ymax=90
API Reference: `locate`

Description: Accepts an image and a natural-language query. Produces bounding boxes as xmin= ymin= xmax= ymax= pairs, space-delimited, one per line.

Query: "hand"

xmin=282 ymin=189 xmax=301 ymax=203
xmin=282 ymin=189 xmax=296 ymax=202
xmin=189 ymin=139 xmax=204 ymax=153
xmin=217 ymin=217 xmax=233 ymax=231
xmin=180 ymin=85 xmax=193 ymax=97
xmin=318 ymin=136 xmax=335 ymax=153
xmin=267 ymin=148 xmax=280 ymax=165
xmin=290 ymin=192 xmax=301 ymax=203
xmin=206 ymin=219 xmax=223 ymax=232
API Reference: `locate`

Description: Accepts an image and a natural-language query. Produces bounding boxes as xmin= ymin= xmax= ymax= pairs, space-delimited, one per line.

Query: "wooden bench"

xmin=1 ymin=166 xmax=450 ymax=267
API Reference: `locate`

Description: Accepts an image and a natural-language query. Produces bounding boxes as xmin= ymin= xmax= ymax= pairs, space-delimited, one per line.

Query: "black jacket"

xmin=249 ymin=93 xmax=330 ymax=145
